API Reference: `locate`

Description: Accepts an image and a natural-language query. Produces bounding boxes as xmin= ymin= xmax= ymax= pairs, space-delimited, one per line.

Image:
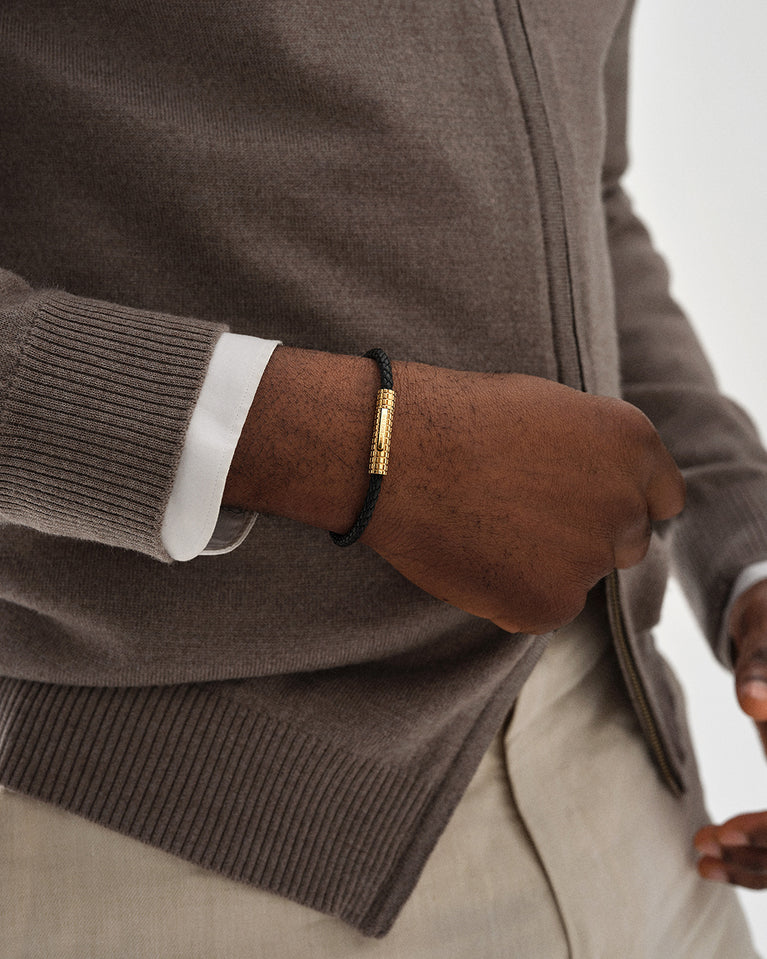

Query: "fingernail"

xmin=695 ymin=838 xmax=722 ymax=858
xmin=703 ymin=864 xmax=729 ymax=883
xmin=719 ymin=829 xmax=749 ymax=847
xmin=741 ymin=679 xmax=767 ymax=701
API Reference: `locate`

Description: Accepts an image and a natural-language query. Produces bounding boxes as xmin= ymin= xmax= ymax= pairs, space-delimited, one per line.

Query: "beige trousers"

xmin=1 ymin=603 xmax=758 ymax=959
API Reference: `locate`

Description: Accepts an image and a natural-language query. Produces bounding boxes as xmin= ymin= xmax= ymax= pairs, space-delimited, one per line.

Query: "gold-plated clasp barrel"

xmin=369 ymin=389 xmax=396 ymax=475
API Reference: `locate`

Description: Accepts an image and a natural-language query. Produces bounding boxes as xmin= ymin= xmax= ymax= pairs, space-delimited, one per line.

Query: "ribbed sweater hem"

xmin=0 ymin=641 xmax=544 ymax=936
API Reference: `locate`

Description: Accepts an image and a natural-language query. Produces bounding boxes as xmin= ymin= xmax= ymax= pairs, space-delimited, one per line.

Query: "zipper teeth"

xmin=606 ymin=572 xmax=683 ymax=797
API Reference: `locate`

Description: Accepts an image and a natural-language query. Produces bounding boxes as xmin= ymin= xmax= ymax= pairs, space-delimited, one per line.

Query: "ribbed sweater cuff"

xmin=675 ymin=485 xmax=767 ymax=666
xmin=0 ymin=291 xmax=223 ymax=559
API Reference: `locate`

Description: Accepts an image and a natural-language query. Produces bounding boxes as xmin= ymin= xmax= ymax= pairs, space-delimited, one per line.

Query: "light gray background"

xmin=627 ymin=0 xmax=767 ymax=950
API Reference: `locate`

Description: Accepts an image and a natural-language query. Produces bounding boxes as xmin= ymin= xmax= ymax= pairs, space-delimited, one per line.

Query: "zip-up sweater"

xmin=2 ymin=0 xmax=767 ymax=937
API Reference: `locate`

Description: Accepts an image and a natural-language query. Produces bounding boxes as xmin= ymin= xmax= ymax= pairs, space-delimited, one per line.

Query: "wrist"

xmin=330 ymin=349 xmax=395 ymax=547
xmin=222 ymin=346 xmax=382 ymax=534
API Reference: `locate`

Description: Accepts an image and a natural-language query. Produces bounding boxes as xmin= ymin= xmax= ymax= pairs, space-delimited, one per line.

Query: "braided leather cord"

xmin=330 ymin=349 xmax=393 ymax=547
xmin=367 ymin=347 xmax=393 ymax=393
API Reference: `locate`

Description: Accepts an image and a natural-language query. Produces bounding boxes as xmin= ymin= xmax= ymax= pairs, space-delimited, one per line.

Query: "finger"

xmin=645 ymin=444 xmax=686 ymax=523
xmin=698 ymin=853 xmax=767 ymax=891
xmin=757 ymin=721 xmax=767 ymax=755
xmin=613 ymin=511 xmax=652 ymax=570
xmin=697 ymin=812 xmax=767 ymax=851
xmin=734 ymin=630 xmax=767 ymax=722
xmin=719 ymin=844 xmax=767 ymax=872
xmin=694 ymin=824 xmax=721 ymax=859
xmin=696 ymin=818 xmax=767 ymax=890
xmin=729 ymin=581 xmax=767 ymax=721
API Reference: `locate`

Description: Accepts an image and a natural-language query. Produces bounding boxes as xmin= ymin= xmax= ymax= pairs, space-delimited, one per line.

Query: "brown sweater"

xmin=2 ymin=0 xmax=767 ymax=936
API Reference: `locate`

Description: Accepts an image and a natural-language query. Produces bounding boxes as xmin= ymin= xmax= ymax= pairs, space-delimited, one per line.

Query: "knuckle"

xmin=616 ymin=400 xmax=655 ymax=443
xmin=619 ymin=413 xmax=667 ymax=479
xmin=613 ymin=509 xmax=653 ymax=570
xmin=603 ymin=492 xmax=646 ymax=541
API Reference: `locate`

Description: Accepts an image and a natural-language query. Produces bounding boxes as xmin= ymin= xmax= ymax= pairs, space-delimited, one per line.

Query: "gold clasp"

xmin=369 ymin=389 xmax=396 ymax=475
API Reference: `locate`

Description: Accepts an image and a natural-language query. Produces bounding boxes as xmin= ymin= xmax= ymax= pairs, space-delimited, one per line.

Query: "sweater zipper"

xmin=606 ymin=571 xmax=684 ymax=796
xmin=496 ymin=1 xmax=683 ymax=796
xmin=493 ymin=0 xmax=585 ymax=389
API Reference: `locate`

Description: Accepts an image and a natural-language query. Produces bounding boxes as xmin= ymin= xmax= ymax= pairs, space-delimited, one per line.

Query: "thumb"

xmin=731 ymin=582 xmax=767 ymax=722
xmin=735 ymin=635 xmax=767 ymax=721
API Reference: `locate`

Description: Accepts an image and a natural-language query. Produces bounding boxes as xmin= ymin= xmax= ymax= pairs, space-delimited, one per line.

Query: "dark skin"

xmin=695 ymin=579 xmax=767 ymax=889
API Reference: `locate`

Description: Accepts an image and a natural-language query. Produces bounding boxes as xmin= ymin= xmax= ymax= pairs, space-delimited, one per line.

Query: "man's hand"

xmin=695 ymin=579 xmax=767 ymax=889
xmin=361 ymin=361 xmax=685 ymax=634
xmin=225 ymin=348 xmax=686 ymax=634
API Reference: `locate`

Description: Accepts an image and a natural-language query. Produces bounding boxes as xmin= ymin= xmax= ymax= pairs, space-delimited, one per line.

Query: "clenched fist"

xmin=362 ymin=363 xmax=684 ymax=633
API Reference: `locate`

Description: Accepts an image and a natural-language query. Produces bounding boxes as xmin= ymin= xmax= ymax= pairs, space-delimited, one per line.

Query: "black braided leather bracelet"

xmin=330 ymin=349 xmax=395 ymax=547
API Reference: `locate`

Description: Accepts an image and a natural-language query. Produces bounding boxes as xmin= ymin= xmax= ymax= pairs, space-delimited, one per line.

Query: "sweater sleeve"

xmin=0 ymin=267 xmax=226 ymax=561
xmin=603 ymin=1 xmax=767 ymax=662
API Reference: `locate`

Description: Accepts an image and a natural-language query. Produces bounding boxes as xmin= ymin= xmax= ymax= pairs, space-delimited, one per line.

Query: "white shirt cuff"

xmin=161 ymin=333 xmax=280 ymax=561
